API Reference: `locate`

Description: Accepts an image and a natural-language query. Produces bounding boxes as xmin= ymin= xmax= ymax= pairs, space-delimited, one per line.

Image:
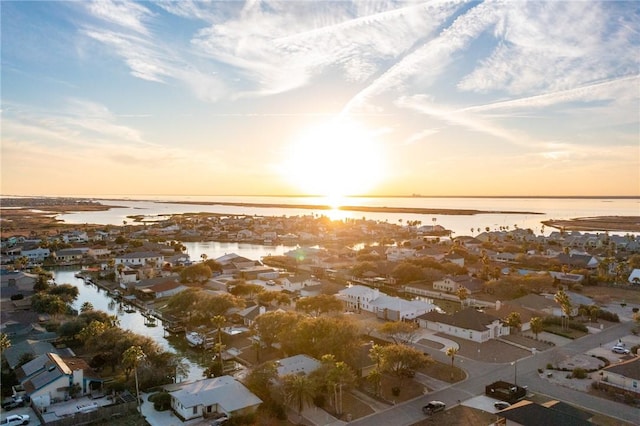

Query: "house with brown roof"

xmin=598 ymin=356 xmax=640 ymax=397
xmin=484 ymin=301 xmax=536 ymax=332
xmin=416 ymin=307 xmax=508 ymax=343
xmin=433 ymin=275 xmax=484 ymax=294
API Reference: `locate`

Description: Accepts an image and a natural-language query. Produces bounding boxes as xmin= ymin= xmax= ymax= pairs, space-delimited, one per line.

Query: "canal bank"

xmin=51 ymin=267 xmax=206 ymax=382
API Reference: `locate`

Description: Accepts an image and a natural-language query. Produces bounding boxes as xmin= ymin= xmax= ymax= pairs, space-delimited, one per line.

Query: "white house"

xmin=170 ymin=376 xmax=261 ymax=421
xmin=385 ymin=247 xmax=416 ymax=261
xmin=54 ymin=248 xmax=89 ymax=262
xmin=115 ymin=251 xmax=164 ymax=266
xmin=275 ymin=354 xmax=321 ymax=377
xmin=433 ymin=275 xmax=484 ymax=294
xmin=338 ymin=285 xmax=437 ymax=321
xmin=417 ymin=308 xmax=509 ymax=343
xmin=628 ymin=269 xmax=640 ymax=285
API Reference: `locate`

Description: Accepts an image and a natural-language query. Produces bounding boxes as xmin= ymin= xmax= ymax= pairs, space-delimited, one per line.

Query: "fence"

xmin=33 ymin=401 xmax=138 ymax=426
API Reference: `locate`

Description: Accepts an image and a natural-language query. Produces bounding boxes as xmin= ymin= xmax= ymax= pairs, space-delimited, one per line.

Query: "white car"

xmin=611 ymin=346 xmax=630 ymax=354
xmin=0 ymin=414 xmax=30 ymax=426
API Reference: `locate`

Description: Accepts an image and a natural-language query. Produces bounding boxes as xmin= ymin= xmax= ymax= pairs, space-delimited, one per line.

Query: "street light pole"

xmin=514 ymin=359 xmax=517 ymax=386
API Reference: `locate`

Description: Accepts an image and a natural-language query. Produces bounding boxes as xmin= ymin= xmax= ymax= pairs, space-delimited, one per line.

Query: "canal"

xmin=51 ymin=267 xmax=206 ymax=382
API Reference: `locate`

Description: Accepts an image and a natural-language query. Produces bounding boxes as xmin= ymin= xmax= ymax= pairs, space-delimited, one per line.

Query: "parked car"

xmin=1 ymin=396 xmax=25 ymax=411
xmin=210 ymin=414 xmax=229 ymax=426
xmin=611 ymin=346 xmax=630 ymax=354
xmin=494 ymin=401 xmax=511 ymax=410
xmin=0 ymin=414 xmax=30 ymax=426
xmin=422 ymin=401 xmax=446 ymax=415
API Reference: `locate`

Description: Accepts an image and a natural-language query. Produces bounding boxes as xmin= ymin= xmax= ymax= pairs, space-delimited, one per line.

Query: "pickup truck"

xmin=1 ymin=396 xmax=25 ymax=411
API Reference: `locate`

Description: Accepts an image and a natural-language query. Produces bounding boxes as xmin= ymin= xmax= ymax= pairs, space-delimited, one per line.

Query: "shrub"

xmin=538 ymin=368 xmax=543 ymax=374
xmin=546 ymin=363 xmax=553 ymax=369
xmin=572 ymin=368 xmax=588 ymax=379
xmin=149 ymin=391 xmax=171 ymax=411
xmin=10 ymin=294 xmax=24 ymax=300
xmin=391 ymin=386 xmax=401 ymax=396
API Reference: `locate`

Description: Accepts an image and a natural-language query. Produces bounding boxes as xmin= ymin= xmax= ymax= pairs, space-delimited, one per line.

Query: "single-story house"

xmin=496 ymin=399 xmax=592 ymax=425
xmin=599 ymin=356 xmax=640 ymax=396
xmin=433 ymin=275 xmax=484 ymax=294
xmin=628 ymin=269 xmax=640 ymax=285
xmin=170 ymin=376 xmax=261 ymax=421
xmin=417 ymin=308 xmax=509 ymax=343
xmin=275 ymin=354 xmax=321 ymax=378
xmin=145 ymin=279 xmax=188 ymax=299
xmin=483 ymin=301 xmax=536 ymax=332
xmin=115 ymin=251 xmax=164 ymax=267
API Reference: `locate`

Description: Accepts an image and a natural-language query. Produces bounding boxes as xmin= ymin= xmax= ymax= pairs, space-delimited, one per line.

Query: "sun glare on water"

xmin=283 ymin=118 xmax=387 ymax=207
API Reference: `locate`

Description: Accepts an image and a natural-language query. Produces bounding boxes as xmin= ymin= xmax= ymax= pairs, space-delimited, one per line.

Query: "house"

xmin=628 ymin=268 xmax=640 ymax=285
xmin=169 ymin=376 xmax=261 ymax=421
xmin=484 ymin=301 xmax=536 ymax=332
xmin=275 ymin=354 xmax=321 ymax=377
xmin=598 ymin=356 xmax=640 ymax=397
xmin=510 ymin=294 xmax=578 ymax=318
xmin=495 ymin=399 xmax=592 ymax=426
xmin=555 ymin=253 xmax=599 ymax=269
xmin=54 ymin=248 xmax=88 ymax=262
xmin=417 ymin=308 xmax=509 ymax=343
xmin=145 ymin=279 xmax=188 ymax=299
xmin=115 ymin=251 xmax=164 ymax=267
xmin=433 ymin=275 xmax=484 ymax=294
xmin=0 ymin=271 xmax=38 ymax=290
xmin=338 ymin=285 xmax=437 ymax=320
xmin=21 ymin=247 xmax=51 ymax=263
xmin=234 ymin=305 xmax=266 ymax=327
xmin=16 ymin=353 xmax=102 ymax=408
xmin=442 ymin=253 xmax=464 ymax=267
xmin=385 ymin=247 xmax=416 ymax=261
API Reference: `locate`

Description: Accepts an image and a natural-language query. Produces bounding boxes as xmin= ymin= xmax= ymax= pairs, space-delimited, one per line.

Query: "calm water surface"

xmin=56 ymin=196 xmax=639 ymax=236
xmin=52 ymin=268 xmax=206 ymax=382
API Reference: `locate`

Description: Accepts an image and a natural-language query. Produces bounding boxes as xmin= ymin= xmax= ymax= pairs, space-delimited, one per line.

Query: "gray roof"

xmin=276 ymin=354 xmax=321 ymax=377
xmin=3 ymin=340 xmax=56 ymax=370
xmin=603 ymin=357 xmax=640 ymax=380
xmin=170 ymin=376 xmax=261 ymax=412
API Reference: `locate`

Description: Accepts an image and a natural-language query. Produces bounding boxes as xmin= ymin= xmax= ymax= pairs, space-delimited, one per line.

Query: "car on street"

xmin=494 ymin=401 xmax=511 ymax=410
xmin=1 ymin=397 xmax=25 ymax=411
xmin=422 ymin=401 xmax=446 ymax=415
xmin=0 ymin=414 xmax=30 ymax=426
xmin=611 ymin=346 xmax=630 ymax=354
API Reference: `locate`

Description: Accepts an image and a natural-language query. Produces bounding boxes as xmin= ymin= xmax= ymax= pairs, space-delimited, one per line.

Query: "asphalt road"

xmin=350 ymin=320 xmax=639 ymax=426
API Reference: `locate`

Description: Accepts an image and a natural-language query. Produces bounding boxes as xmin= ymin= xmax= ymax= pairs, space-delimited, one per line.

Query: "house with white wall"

xmin=170 ymin=376 xmax=261 ymax=421
xmin=115 ymin=251 xmax=164 ymax=266
xmin=338 ymin=284 xmax=437 ymax=321
xmin=417 ymin=307 xmax=508 ymax=343
xmin=599 ymin=357 xmax=640 ymax=397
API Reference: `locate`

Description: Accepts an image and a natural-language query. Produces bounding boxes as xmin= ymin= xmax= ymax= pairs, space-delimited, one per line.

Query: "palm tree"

xmin=122 ymin=345 xmax=145 ymax=413
xmin=445 ymin=346 xmax=458 ymax=381
xmin=201 ymin=253 xmax=208 ymax=263
xmin=554 ymin=288 xmax=572 ymax=330
xmin=530 ymin=317 xmax=543 ymax=340
xmin=283 ymin=374 xmax=316 ymax=423
xmin=211 ymin=315 xmax=226 ymax=373
xmin=80 ymin=302 xmax=94 ymax=313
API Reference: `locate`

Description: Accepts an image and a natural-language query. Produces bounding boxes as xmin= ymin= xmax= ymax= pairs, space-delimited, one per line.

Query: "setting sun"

xmin=282 ymin=118 xmax=387 ymax=202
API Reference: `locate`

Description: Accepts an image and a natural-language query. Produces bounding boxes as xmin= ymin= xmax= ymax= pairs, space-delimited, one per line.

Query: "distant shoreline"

xmin=160 ymin=200 xmax=542 ymax=216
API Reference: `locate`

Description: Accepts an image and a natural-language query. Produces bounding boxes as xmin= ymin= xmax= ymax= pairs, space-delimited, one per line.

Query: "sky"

xmin=1 ymin=0 xmax=639 ymax=198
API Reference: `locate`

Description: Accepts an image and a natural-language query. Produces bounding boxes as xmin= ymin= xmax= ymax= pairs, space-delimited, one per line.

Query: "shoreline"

xmin=158 ymin=200 xmax=543 ymax=216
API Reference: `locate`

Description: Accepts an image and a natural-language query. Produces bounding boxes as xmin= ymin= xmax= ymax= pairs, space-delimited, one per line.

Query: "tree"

xmin=456 ymin=287 xmax=469 ymax=307
xmin=366 ymin=368 xmax=383 ymax=397
xmin=295 ymin=294 xmax=344 ymax=317
xmin=379 ymin=344 xmax=431 ymax=382
xmin=282 ymin=373 xmax=316 ymax=422
xmin=80 ymin=302 xmax=94 ymax=313
xmin=314 ymin=355 xmax=356 ymax=416
xmin=122 ymin=345 xmax=145 ymax=413
xmin=445 ymin=346 xmax=458 ymax=381
xmin=48 ymin=283 xmax=79 ymax=303
xmin=554 ymin=288 xmax=572 ymax=330
xmin=504 ymin=312 xmax=522 ymax=332
xmin=211 ymin=315 xmax=226 ymax=374
xmin=530 ymin=316 xmax=543 ymax=340
xmin=243 ymin=361 xmax=278 ymax=402
xmin=253 ymin=311 xmax=301 ymax=349
xmin=0 ymin=333 xmax=11 ymax=355
xmin=179 ymin=263 xmax=212 ymax=283
xmin=378 ymin=321 xmax=419 ymax=345
xmin=391 ymin=262 xmax=424 ymax=285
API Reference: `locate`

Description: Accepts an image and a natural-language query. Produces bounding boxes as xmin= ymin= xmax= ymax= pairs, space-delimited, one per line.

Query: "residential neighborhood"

xmin=1 ymin=207 xmax=640 ymax=426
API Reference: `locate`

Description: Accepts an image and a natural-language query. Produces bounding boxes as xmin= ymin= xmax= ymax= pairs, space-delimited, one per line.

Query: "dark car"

xmin=422 ymin=401 xmax=446 ymax=415
xmin=494 ymin=401 xmax=511 ymax=410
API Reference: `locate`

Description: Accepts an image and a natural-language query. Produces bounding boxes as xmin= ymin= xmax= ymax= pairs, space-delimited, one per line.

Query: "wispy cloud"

xmin=85 ymin=0 xmax=153 ymax=35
